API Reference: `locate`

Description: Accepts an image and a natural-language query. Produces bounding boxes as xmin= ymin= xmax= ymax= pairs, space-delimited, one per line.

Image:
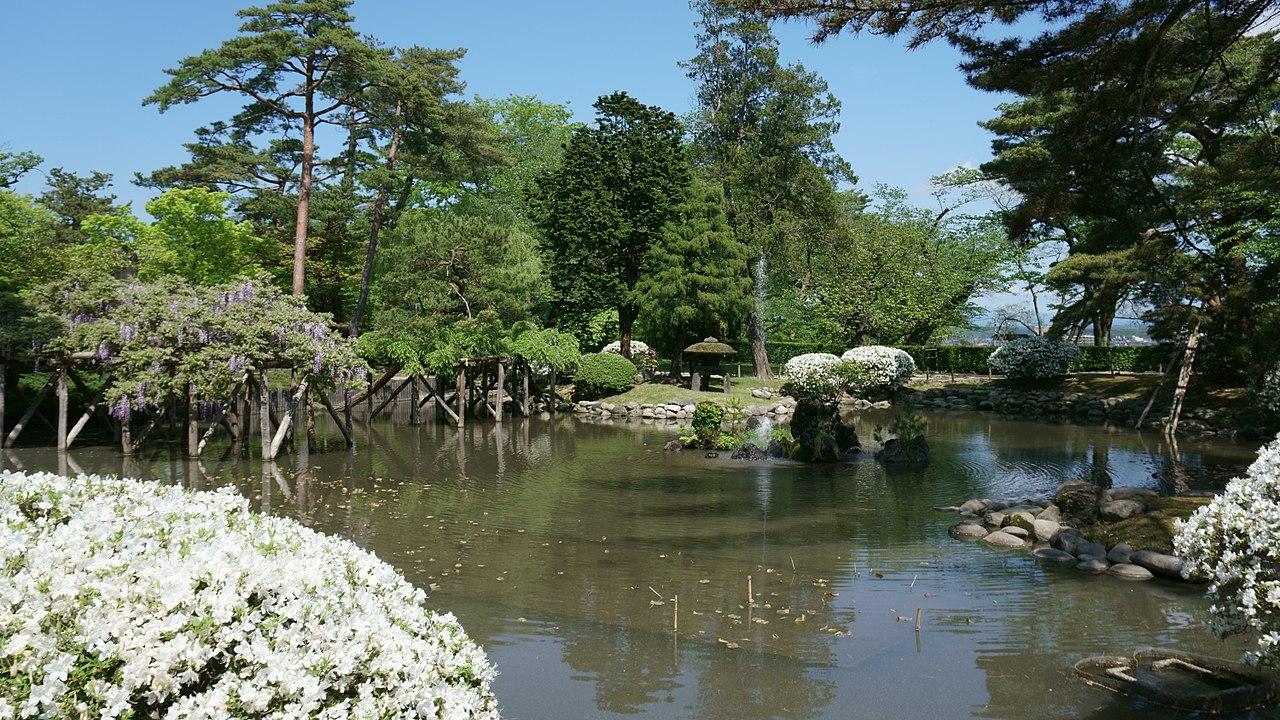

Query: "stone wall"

xmin=572 ymin=394 xmax=797 ymax=422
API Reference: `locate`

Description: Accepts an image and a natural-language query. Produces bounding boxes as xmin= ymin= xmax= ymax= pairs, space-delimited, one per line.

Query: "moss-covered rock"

xmin=1084 ymin=496 xmax=1212 ymax=553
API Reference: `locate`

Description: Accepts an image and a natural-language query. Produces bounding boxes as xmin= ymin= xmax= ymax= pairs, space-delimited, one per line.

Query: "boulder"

xmin=1100 ymin=499 xmax=1145 ymax=521
xmin=1109 ymin=487 xmax=1159 ymax=501
xmin=949 ymin=523 xmax=989 ymax=541
xmin=984 ymin=511 xmax=1007 ymax=528
xmin=874 ymin=438 xmax=929 ymax=466
xmin=1036 ymin=505 xmax=1062 ymax=523
xmin=1108 ymin=563 xmax=1154 ymax=581
xmin=663 ymin=439 xmax=684 ymax=452
xmin=1055 ymin=481 xmax=1102 ymax=521
xmin=1075 ymin=541 xmax=1107 ymax=561
xmin=1129 ymin=550 xmax=1185 ymax=579
xmin=1003 ymin=526 xmax=1030 ymax=539
xmin=1050 ymin=528 xmax=1084 ymax=555
xmin=1033 ymin=547 xmax=1077 ymax=564
xmin=959 ymin=499 xmax=988 ymax=515
xmin=1004 ymin=511 xmax=1036 ymax=532
xmin=730 ymin=443 xmax=768 ymax=461
xmin=1076 ymin=558 xmax=1110 ymax=574
xmin=1106 ymin=542 xmax=1133 ymax=565
xmin=766 ymin=440 xmax=787 ymax=458
xmin=1032 ymin=519 xmax=1061 ymax=543
xmin=982 ymin=530 xmax=1027 ymax=549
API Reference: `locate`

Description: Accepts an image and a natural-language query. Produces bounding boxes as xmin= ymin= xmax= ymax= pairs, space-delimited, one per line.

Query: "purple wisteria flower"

xmin=119 ymin=324 xmax=138 ymax=342
xmin=228 ymin=354 xmax=246 ymax=375
xmin=109 ymin=397 xmax=131 ymax=420
xmin=95 ymin=342 xmax=111 ymax=361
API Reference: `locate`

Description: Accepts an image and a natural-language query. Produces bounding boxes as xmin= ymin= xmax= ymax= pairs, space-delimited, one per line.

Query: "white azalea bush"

xmin=987 ymin=336 xmax=1081 ymax=380
xmin=601 ymin=340 xmax=658 ymax=373
xmin=782 ymin=353 xmax=844 ymax=403
xmin=0 ymin=471 xmax=498 ymax=719
xmin=1176 ymin=436 xmax=1280 ymax=668
xmin=840 ymin=346 xmax=916 ymax=395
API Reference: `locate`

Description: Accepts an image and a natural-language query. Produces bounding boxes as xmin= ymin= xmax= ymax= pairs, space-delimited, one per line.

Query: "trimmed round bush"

xmin=987 ymin=336 xmax=1081 ymax=380
xmin=1177 ymin=437 xmax=1280 ymax=668
xmin=601 ymin=340 xmax=658 ymax=373
xmin=574 ymin=351 xmax=638 ymax=399
xmin=0 ymin=471 xmax=497 ymax=719
xmin=840 ymin=346 xmax=916 ymax=394
xmin=782 ymin=352 xmax=843 ymax=402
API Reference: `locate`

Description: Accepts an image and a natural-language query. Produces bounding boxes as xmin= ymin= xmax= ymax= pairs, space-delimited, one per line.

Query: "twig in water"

xmin=673 ymin=595 xmax=679 ymax=632
xmin=648 ymin=586 xmax=663 ymax=599
xmin=910 ymin=574 xmax=918 ymax=588
xmin=914 ymin=608 xmax=922 ymax=633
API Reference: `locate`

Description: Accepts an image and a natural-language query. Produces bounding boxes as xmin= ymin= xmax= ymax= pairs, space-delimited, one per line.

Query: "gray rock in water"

xmin=1106 ymin=542 xmax=1133 ymax=565
xmin=1055 ymin=481 xmax=1102 ymax=521
xmin=984 ymin=511 xmax=1007 ymax=528
xmin=663 ymin=439 xmax=684 ymax=452
xmin=1033 ymin=547 xmax=1077 ymax=564
xmin=1050 ymin=528 xmax=1084 ymax=555
xmin=982 ymin=530 xmax=1027 ymax=548
xmin=958 ymin=499 xmax=987 ymax=515
xmin=949 ymin=523 xmax=989 ymax=541
xmin=730 ymin=443 xmax=768 ymax=461
xmin=1036 ymin=505 xmax=1062 ymax=523
xmin=1076 ymin=558 xmax=1110 ymax=573
xmin=1129 ymin=550 xmax=1185 ymax=579
xmin=1076 ymin=541 xmax=1107 ymax=560
xmin=1003 ymin=526 xmax=1031 ymax=539
xmin=1108 ymin=563 xmax=1154 ymax=581
xmin=1100 ymin=499 xmax=1145 ymax=521
xmin=1032 ymin=519 xmax=1061 ymax=543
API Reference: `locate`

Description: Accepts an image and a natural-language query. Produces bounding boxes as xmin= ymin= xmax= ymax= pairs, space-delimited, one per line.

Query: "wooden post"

xmin=186 ymin=383 xmax=199 ymax=458
xmin=522 ymin=365 xmax=531 ymax=416
xmin=55 ymin=363 xmax=68 ymax=452
xmin=494 ymin=362 xmax=505 ymax=422
xmin=409 ymin=375 xmax=421 ymax=425
xmin=0 ymin=359 xmax=5 ymax=447
xmin=257 ymin=373 xmax=272 ymax=461
xmin=342 ymin=389 xmax=354 ymax=446
xmin=549 ymin=368 xmax=557 ymax=412
xmin=456 ymin=365 xmax=466 ymax=427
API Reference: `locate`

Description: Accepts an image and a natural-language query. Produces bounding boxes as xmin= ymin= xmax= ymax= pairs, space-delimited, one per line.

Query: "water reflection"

xmin=2 ymin=411 xmax=1263 ymax=720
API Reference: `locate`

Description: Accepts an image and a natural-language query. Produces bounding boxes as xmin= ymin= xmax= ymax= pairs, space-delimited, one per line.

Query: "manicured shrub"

xmin=574 ymin=351 xmax=638 ymax=399
xmin=1177 ymin=437 xmax=1280 ymax=668
xmin=0 ymin=471 xmax=497 ymax=719
xmin=840 ymin=346 xmax=916 ymax=395
xmin=987 ymin=337 xmax=1082 ymax=380
xmin=602 ymin=339 xmax=659 ymax=374
xmin=782 ymin=352 xmax=843 ymax=402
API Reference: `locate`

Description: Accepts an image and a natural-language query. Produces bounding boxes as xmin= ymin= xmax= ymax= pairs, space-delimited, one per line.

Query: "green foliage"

xmin=38 ymin=168 xmax=118 ymax=245
xmin=536 ymin=92 xmax=689 ymax=345
xmin=573 ymin=352 xmax=637 ymax=400
xmin=873 ymin=410 xmax=927 ymax=451
xmin=692 ymin=400 xmax=725 ymax=437
xmin=62 ymin=275 xmax=365 ymax=417
xmin=509 ymin=326 xmax=581 ymax=374
xmin=638 ymin=178 xmax=750 ymax=362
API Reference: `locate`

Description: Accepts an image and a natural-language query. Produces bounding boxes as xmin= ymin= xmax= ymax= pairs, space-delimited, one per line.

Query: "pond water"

xmin=2 ymin=410 xmax=1267 ymax=720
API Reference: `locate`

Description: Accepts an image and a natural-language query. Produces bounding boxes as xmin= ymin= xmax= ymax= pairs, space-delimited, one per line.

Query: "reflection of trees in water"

xmin=969 ymin=568 xmax=1247 ymax=720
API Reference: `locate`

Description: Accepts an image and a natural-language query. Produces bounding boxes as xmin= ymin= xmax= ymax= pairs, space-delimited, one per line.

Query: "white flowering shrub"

xmin=782 ymin=353 xmax=844 ymax=402
xmin=0 ymin=471 xmax=498 ymax=719
xmin=840 ymin=346 xmax=916 ymax=394
xmin=601 ymin=340 xmax=658 ymax=373
xmin=987 ymin=336 xmax=1081 ymax=380
xmin=1176 ymin=437 xmax=1280 ymax=668
xmin=1255 ymin=363 xmax=1280 ymax=417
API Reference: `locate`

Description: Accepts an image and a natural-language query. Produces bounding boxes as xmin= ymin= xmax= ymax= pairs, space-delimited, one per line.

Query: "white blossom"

xmin=987 ymin=336 xmax=1081 ymax=379
xmin=782 ymin=353 xmax=843 ymax=402
xmin=0 ymin=471 xmax=498 ymax=719
xmin=601 ymin=340 xmax=659 ymax=372
xmin=840 ymin=346 xmax=916 ymax=394
xmin=1176 ymin=436 xmax=1280 ymax=668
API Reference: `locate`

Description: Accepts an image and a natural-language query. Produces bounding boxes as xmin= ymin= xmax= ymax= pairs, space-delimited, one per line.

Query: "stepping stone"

xmin=1129 ymin=550 xmax=1185 ymax=579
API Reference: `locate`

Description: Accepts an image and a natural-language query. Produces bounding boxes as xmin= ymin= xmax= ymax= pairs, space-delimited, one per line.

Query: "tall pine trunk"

xmin=669 ymin=325 xmax=686 ymax=379
xmin=292 ymin=97 xmax=315 ymax=297
xmin=349 ymin=102 xmax=403 ymax=338
xmin=619 ymin=305 xmax=635 ymax=359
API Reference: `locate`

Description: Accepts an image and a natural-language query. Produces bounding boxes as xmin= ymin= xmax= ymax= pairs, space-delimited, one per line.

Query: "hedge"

xmin=662 ymin=341 xmax=1171 ymax=376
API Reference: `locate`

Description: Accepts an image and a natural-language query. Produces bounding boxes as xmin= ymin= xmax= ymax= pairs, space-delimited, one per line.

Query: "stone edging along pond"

xmin=571 ymin=392 xmax=798 ymax=422
xmin=939 ymin=486 xmax=1198 ymax=583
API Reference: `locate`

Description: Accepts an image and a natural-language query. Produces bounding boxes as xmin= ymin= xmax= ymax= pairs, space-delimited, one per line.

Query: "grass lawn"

xmin=599 ymin=376 xmax=787 ymax=407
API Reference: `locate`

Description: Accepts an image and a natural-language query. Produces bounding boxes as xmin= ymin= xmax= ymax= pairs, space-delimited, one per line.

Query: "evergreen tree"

xmin=638 ymin=178 xmax=750 ymax=374
xmin=683 ymin=0 xmax=854 ymax=377
xmin=38 ymin=168 xmax=118 ymax=245
xmin=536 ymin=92 xmax=689 ymax=357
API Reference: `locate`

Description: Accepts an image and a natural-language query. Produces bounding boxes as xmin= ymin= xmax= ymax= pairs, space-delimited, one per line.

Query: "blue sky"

xmin=2 ymin=1 xmax=1003 ymax=209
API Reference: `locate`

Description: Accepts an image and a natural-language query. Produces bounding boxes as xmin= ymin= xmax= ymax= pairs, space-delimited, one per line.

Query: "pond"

xmin=1 ymin=410 xmax=1265 ymax=720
